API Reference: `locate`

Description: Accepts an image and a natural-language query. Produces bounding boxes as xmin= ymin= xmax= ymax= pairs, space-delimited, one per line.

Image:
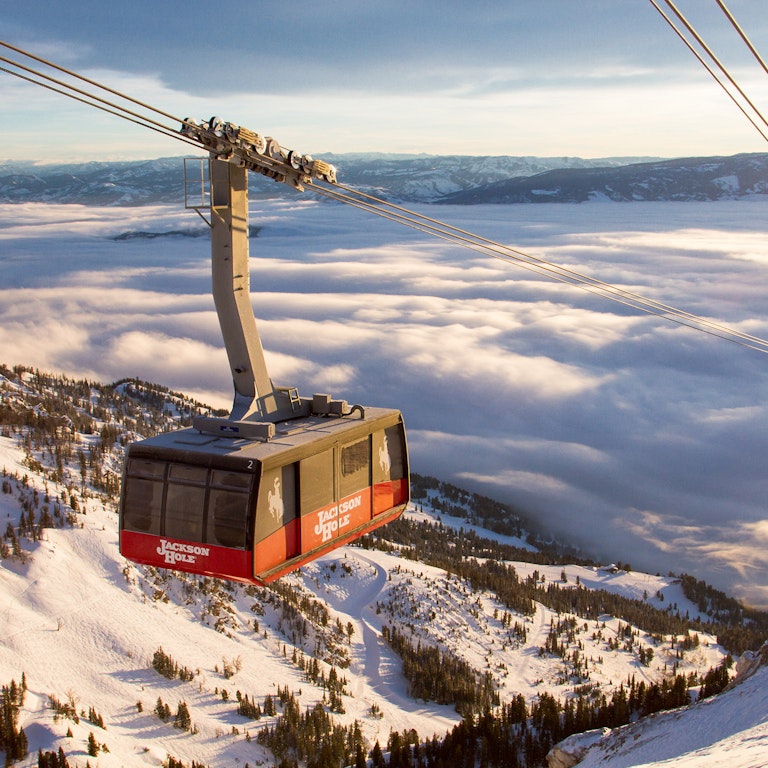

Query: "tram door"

xmin=253 ymin=463 xmax=299 ymax=575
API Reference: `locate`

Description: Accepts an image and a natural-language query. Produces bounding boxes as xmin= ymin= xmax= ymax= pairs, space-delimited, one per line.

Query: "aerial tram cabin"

xmin=119 ymin=121 xmax=409 ymax=584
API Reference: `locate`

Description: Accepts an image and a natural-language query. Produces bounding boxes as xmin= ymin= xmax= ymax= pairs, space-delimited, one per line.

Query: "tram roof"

xmin=127 ymin=406 xmax=404 ymax=466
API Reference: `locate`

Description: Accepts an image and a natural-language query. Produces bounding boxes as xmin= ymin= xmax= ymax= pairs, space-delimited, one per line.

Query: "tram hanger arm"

xmin=181 ymin=117 xmax=346 ymax=426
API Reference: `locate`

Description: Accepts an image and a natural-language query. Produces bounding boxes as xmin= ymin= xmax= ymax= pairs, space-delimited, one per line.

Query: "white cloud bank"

xmin=2 ymin=198 xmax=768 ymax=608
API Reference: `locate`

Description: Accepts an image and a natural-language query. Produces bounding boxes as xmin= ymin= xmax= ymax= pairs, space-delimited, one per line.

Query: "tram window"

xmin=209 ymin=489 xmax=250 ymax=548
xmin=255 ymin=465 xmax=297 ymax=542
xmin=373 ymin=425 xmax=406 ymax=482
xmin=340 ymin=438 xmax=370 ymax=497
xmin=300 ymin=451 xmax=333 ymax=515
xmin=211 ymin=470 xmax=252 ymax=490
xmin=169 ymin=464 xmax=207 ymax=484
xmin=165 ymin=484 xmax=206 ymax=541
xmin=127 ymin=458 xmax=165 ymax=479
xmin=123 ymin=478 xmax=162 ymax=534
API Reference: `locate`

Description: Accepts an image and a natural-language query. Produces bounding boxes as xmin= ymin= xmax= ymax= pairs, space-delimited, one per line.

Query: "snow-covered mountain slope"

xmin=550 ymin=646 xmax=768 ymax=768
xmin=1 ymin=365 xmax=766 ymax=767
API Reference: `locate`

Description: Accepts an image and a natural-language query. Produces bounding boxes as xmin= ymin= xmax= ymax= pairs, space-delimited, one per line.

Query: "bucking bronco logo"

xmin=268 ymin=476 xmax=284 ymax=524
xmin=378 ymin=434 xmax=391 ymax=475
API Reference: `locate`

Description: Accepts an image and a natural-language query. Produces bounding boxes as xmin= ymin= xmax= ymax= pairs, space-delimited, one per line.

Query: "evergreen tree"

xmin=174 ymin=701 xmax=191 ymax=731
xmin=370 ymin=741 xmax=385 ymax=768
xmin=1 ymin=679 xmax=29 ymax=765
xmin=86 ymin=733 xmax=99 ymax=757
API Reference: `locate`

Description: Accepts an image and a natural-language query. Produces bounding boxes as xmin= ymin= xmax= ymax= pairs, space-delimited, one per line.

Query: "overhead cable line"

xmin=715 ymin=0 xmax=768 ymax=78
xmin=648 ymin=0 xmax=768 ymax=143
xmin=3 ymin=40 xmax=768 ymax=354
xmin=0 ymin=41 xmax=203 ymax=152
xmin=306 ymin=182 xmax=768 ymax=354
xmin=0 ymin=40 xmax=187 ymax=129
xmin=0 ymin=59 xmax=200 ymax=150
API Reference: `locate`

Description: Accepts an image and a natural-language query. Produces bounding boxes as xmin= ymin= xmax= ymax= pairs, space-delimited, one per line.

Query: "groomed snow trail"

xmin=311 ymin=550 xmax=459 ymax=740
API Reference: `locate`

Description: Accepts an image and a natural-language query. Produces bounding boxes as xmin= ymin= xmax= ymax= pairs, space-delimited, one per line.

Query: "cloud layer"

xmin=2 ymin=197 xmax=768 ymax=607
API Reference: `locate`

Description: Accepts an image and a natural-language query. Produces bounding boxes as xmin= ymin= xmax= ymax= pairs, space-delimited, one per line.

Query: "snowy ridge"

xmin=6 ymin=153 xmax=768 ymax=206
xmin=1 ymin=365 xmax=766 ymax=767
xmin=551 ymin=646 xmax=768 ymax=768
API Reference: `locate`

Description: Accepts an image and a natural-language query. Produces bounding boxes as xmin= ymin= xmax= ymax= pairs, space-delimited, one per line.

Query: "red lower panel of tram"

xmin=120 ymin=478 xmax=408 ymax=585
xmin=120 ymin=529 xmax=255 ymax=583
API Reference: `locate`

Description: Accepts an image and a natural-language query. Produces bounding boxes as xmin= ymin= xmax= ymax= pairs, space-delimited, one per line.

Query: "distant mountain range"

xmin=438 ymin=153 xmax=768 ymax=204
xmin=1 ymin=152 xmax=767 ymax=205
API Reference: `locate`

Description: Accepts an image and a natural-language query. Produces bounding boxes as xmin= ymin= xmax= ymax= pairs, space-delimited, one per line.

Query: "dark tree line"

xmin=256 ymin=688 xmax=366 ymax=768
xmin=36 ymin=748 xmax=69 ymax=768
xmin=368 ymin=662 xmax=726 ymax=768
xmin=1 ymin=677 xmax=28 ymax=766
xmin=383 ymin=625 xmax=498 ymax=717
xmin=248 ymin=656 xmax=730 ymax=768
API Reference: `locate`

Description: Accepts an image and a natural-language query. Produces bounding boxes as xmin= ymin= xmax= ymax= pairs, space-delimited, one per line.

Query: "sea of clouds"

xmin=2 ymin=197 xmax=767 ymax=607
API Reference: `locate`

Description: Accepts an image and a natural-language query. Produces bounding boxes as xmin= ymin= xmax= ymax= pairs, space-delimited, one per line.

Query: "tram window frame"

xmin=208 ymin=468 xmax=255 ymax=549
xmin=169 ymin=464 xmax=208 ymax=483
xmin=373 ymin=425 xmax=406 ymax=483
xmin=340 ymin=437 xmax=371 ymax=498
xmin=208 ymin=487 xmax=252 ymax=548
xmin=123 ymin=477 xmax=163 ymax=535
xmin=165 ymin=482 xmax=207 ymax=541
xmin=127 ymin=458 xmax=166 ymax=479
xmin=124 ymin=459 xmax=257 ymax=550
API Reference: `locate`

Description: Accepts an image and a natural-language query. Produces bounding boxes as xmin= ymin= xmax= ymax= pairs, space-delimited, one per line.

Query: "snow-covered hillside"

xmin=1 ymin=365 xmax=766 ymax=767
xmin=550 ymin=646 xmax=768 ymax=768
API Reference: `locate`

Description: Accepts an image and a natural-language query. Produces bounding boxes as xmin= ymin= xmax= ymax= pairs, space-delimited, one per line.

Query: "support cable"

xmin=647 ymin=0 xmax=768 ymax=143
xmin=715 ymin=0 xmax=768 ymax=78
xmin=330 ymin=180 xmax=768 ymax=346
xmin=307 ymin=183 xmax=768 ymax=353
xmin=0 ymin=59 xmax=202 ymax=151
xmin=659 ymin=0 xmax=768 ymax=131
xmin=0 ymin=39 xmax=187 ymax=127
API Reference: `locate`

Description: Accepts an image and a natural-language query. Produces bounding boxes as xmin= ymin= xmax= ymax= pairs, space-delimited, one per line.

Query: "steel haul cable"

xmin=307 ymin=183 xmax=768 ymax=353
xmin=715 ymin=0 xmax=768 ymax=77
xmin=648 ymin=0 xmax=768 ymax=142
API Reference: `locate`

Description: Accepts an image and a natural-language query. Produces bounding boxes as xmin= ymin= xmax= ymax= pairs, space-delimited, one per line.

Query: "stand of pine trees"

xmin=383 ymin=625 xmax=498 ymax=717
xmin=1 ymin=678 xmax=28 ymax=766
xmin=369 ymin=667 xmax=714 ymax=768
xmin=152 ymin=647 xmax=195 ymax=682
xmin=363 ymin=517 xmax=768 ymax=656
xmin=256 ymin=688 xmax=366 ymax=768
xmin=36 ymin=748 xmax=69 ymax=768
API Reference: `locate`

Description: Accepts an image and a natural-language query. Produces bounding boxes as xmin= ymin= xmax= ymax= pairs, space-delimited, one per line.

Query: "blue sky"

xmin=2 ymin=0 xmax=768 ymax=161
